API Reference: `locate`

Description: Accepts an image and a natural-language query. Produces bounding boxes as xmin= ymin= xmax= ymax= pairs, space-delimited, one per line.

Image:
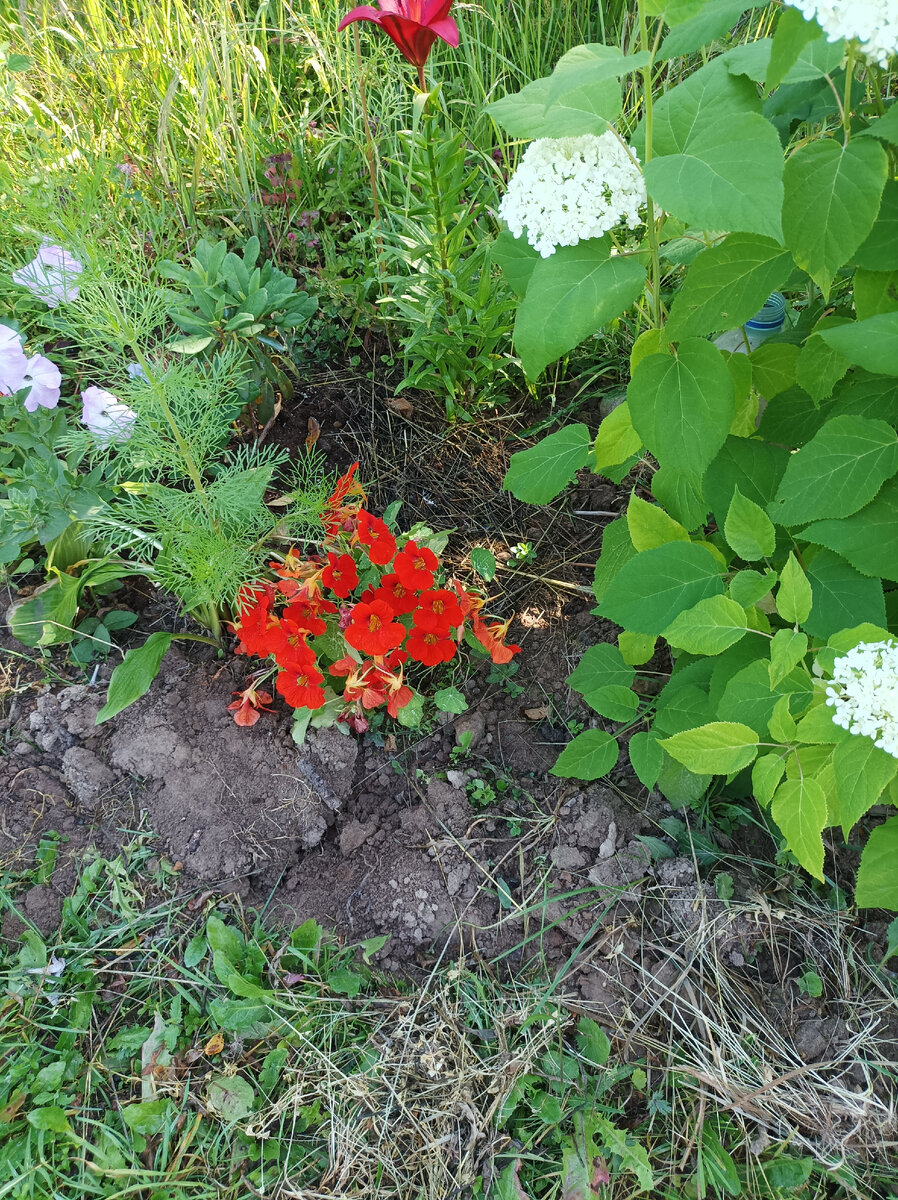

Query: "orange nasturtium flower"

xmin=472 ymin=613 xmax=521 ymax=665
xmin=321 ymin=551 xmax=359 ymax=599
xmin=227 ymin=681 xmax=276 ymax=727
xmin=344 ymin=598 xmax=406 ymax=657
xmin=373 ymin=573 xmax=419 ymax=615
xmin=276 ymin=660 xmax=326 ymax=709
xmin=412 ymin=588 xmax=463 ymax=634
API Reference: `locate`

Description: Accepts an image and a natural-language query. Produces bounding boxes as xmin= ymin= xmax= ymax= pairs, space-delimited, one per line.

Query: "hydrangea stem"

xmin=639 ymin=2 xmax=663 ymax=332
xmin=843 ymin=39 xmax=856 ymax=139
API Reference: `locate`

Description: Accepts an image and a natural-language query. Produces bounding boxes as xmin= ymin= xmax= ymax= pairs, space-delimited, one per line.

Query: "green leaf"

xmin=551 ymin=729 xmax=620 ymax=780
xmin=592 ymin=518 xmax=637 ymax=603
xmin=541 ymin=46 xmax=625 ymax=134
xmin=753 ymin=753 xmax=787 ymax=807
xmin=804 ymin=549 xmax=886 ymax=638
xmin=795 ymin=325 xmax=851 ymax=402
xmin=854 ymin=268 xmax=898 ymax=321
xmin=704 ymin=436 xmax=789 ymax=527
xmin=644 ymin=60 xmax=783 ymax=239
xmin=395 ymin=692 xmax=425 ymax=728
xmin=96 ymin=633 xmax=173 ymax=723
xmin=663 ymin=595 xmax=748 ymax=655
xmin=660 ymin=1 xmax=766 ymax=60
xmin=783 ymin=138 xmax=887 ymax=296
xmin=769 ymin=415 xmax=898 ymax=526
xmin=486 ymin=77 xmax=558 ymax=139
xmin=206 ymin=1074 xmax=255 ymax=1121
xmin=724 ymin=486 xmax=776 ymax=561
xmin=853 ymin=179 xmax=898 ymax=270
xmin=7 ymin=572 xmax=81 ymax=648
xmin=628 ymin=339 xmax=734 ymax=478
xmin=327 ymin=967 xmax=363 ymax=997
xmin=794 ymin=700 xmax=848 ymax=744
xmin=575 ymin=1015 xmax=611 ymax=1066
xmin=503 ymin=424 xmax=591 ymax=504
xmin=651 ymin=465 xmax=709 ymax=530
xmin=768 ymin=693 xmax=797 ymax=742
xmin=628 ymin=730 xmax=664 ymax=788
xmin=801 ymin=479 xmax=898 ymax=579
xmin=121 ymin=1099 xmax=170 ymax=1135
xmin=470 ymin=546 xmax=496 ymax=582
xmin=661 ymin=722 xmax=759 ymax=775
xmin=748 ymin=341 xmax=799 ymax=399
xmin=593 ymin=401 xmax=643 ymax=471
xmin=771 ymin=777 xmax=827 ymax=879
xmin=626 ymin=493 xmax=689 ymax=550
xmin=776 ymin=552 xmax=812 ymax=624
xmin=818 ymin=312 xmax=898 ymax=375
xmin=433 ymin=687 xmax=467 ymax=715
xmin=855 ymin=816 xmax=898 ymax=908
xmin=769 ymin=629 xmax=808 ymax=689
xmin=492 ymin=229 xmax=539 ymax=299
xmin=718 ymin=659 xmax=812 ymax=736
xmin=547 ymin=45 xmax=652 ymax=103
xmin=514 ymin=242 xmax=646 ymax=378
xmin=27 ymin=1106 xmax=70 ymax=1134
xmin=766 ymin=6 xmax=827 ymax=91
xmin=618 ymin=631 xmax=656 ymax=665
xmin=834 ymin=738 xmax=898 ymax=839
xmin=665 ymin=234 xmax=792 ymax=341
xmin=568 ymin=643 xmax=635 ymax=695
xmin=184 ymin=934 xmax=207 ymax=969
xmin=601 ymin=542 xmax=724 ymax=635
xmin=206 ymin=915 xmax=244 ymax=965
xmin=730 ymin=568 xmax=776 ymax=607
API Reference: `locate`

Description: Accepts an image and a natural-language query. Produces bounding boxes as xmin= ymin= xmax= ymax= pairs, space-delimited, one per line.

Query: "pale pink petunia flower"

xmin=81 ymin=385 xmax=137 ymax=444
xmin=12 ymin=244 xmax=83 ymax=307
xmin=21 ymin=354 xmax=62 ymax=412
xmin=0 ymin=325 xmax=29 ymax=396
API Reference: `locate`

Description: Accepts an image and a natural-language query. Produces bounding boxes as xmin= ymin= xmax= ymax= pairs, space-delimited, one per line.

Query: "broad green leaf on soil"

xmin=769 ymin=415 xmax=898 ymax=526
xmin=661 ymin=722 xmax=759 ymax=775
xmin=753 ymin=753 xmax=787 ymax=807
xmin=492 ymin=229 xmax=539 ymax=299
xmin=618 ymin=631 xmax=656 ymax=665
xmin=795 ymin=324 xmax=851 ymax=402
xmin=121 ymin=1099 xmax=170 ymax=1135
xmin=854 ymin=268 xmax=898 ymax=321
xmin=855 ymin=816 xmax=898 ymax=908
xmin=834 ymin=738 xmax=898 ymax=839
xmin=661 ymin=1 xmax=766 ymax=59
xmin=575 ymin=1015 xmax=611 ymax=1066
xmin=504 ymin=423 xmax=591 ymax=504
xmin=27 ymin=1106 xmax=71 ymax=1133
xmin=730 ymin=568 xmax=777 ymax=607
xmin=770 ymin=776 xmax=827 ymax=879
xmin=592 ymin=518 xmax=637 ymax=603
xmin=470 ymin=546 xmax=497 ymax=582
xmin=626 ymin=493 xmax=689 ymax=550
xmin=628 ymin=730 xmax=665 ymax=788
xmin=514 ymin=241 xmax=645 ymax=378
xmin=206 ymin=1074 xmax=255 ymax=1121
xmin=853 ymin=179 xmax=898 ymax=270
xmin=594 ymin=401 xmax=643 ymax=471
xmin=628 ymin=339 xmax=734 ymax=478
xmin=591 ymin=1114 xmax=654 ymax=1192
xmin=655 ymin=682 xmax=714 ymax=737
xmin=96 ymin=632 xmax=173 ymax=723
xmin=651 ymin=465 xmax=709 ymax=530
xmin=769 ymin=629 xmax=809 ymax=689
xmin=600 ymin=542 xmax=724 ymax=635
xmin=568 ymin=642 xmax=635 ymax=695
xmin=748 ymin=342 xmax=799 ymax=399
xmin=818 ymin=312 xmax=898 ymax=375
xmin=395 ymin=692 xmax=425 ymax=728
xmin=644 ymin=60 xmax=783 ymax=238
xmin=6 ymin=571 xmax=81 ymax=647
xmin=776 ymin=552 xmax=812 ymax=624
xmin=767 ymin=7 xmax=829 ymax=90
xmin=804 ymin=549 xmax=887 ymax=638
xmin=656 ymin=750 xmax=713 ymax=806
xmin=663 ymin=595 xmax=749 ymax=655
xmin=433 ymin=687 xmax=467 ymax=714
xmin=783 ymin=138 xmax=888 ymax=296
xmin=551 ymin=729 xmax=620 ymax=780
xmin=704 ymin=436 xmax=789 ymax=527
xmin=665 ymin=234 xmax=792 ymax=341
xmin=801 ymin=479 xmax=898 ymax=579
xmin=724 ymin=486 xmax=776 ymax=560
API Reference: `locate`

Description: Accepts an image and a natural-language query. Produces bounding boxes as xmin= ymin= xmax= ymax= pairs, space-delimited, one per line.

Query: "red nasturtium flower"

xmin=322 ymin=462 xmax=366 ymax=540
xmin=412 ymin=588 xmax=463 ymax=634
xmin=472 ymin=613 xmax=521 ymax=665
xmin=227 ymin=681 xmax=275 ymax=727
xmin=338 ymin=1 xmax=459 ymax=71
xmin=393 ymin=540 xmax=438 ymax=591
xmin=345 ymin=598 xmax=406 ymax=657
xmin=372 ymin=573 xmax=418 ymax=615
xmin=276 ymin=660 xmax=326 ymax=709
xmin=321 ymin=551 xmax=359 ymax=599
xmin=406 ymin=629 xmax=457 ymax=666
xmin=357 ymin=510 xmax=397 ymax=566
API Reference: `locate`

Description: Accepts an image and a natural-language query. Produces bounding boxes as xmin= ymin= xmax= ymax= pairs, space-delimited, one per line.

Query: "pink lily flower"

xmin=338 ymin=0 xmax=458 ymax=77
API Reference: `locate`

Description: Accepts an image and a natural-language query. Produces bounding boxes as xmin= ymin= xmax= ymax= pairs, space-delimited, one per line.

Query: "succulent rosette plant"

xmin=227 ymin=462 xmax=519 ymax=736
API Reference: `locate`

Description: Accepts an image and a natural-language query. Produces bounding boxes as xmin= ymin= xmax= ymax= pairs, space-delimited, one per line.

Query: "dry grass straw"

xmin=247 ymin=965 xmax=561 ymax=1199
xmin=616 ymin=885 xmax=898 ymax=1179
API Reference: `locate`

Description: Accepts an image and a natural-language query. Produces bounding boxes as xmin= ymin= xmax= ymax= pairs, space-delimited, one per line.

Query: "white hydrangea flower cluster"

xmin=825 ymin=640 xmax=898 ymax=758
xmin=498 ymin=132 xmax=646 ymax=258
xmin=783 ymin=0 xmax=898 ymax=68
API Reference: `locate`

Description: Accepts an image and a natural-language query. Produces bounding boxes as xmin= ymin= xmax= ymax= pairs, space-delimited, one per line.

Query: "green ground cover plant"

xmin=500 ymin=1 xmax=898 ymax=909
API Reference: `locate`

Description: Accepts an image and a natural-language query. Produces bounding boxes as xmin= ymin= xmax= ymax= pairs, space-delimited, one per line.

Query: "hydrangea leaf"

xmin=492 ymin=229 xmax=539 ymax=299
xmin=801 ymin=479 xmax=898 ymax=579
xmin=514 ymin=243 xmax=646 ymax=379
xmin=729 ymin=568 xmax=777 ymax=607
xmin=766 ymin=7 xmax=830 ymax=91
xmin=551 ymin=729 xmax=620 ymax=780
xmin=769 ymin=415 xmax=898 ymax=526
xmin=703 ymin=436 xmax=789 ymax=528
xmin=568 ymin=642 xmax=635 ymax=695
xmin=776 ymin=552 xmax=812 ymax=625
xmin=855 ymin=817 xmax=898 ymax=909
xmin=660 ymin=1 xmax=767 ymax=58
xmin=663 ymin=595 xmax=749 ymax=656
xmin=592 ymin=518 xmax=637 ymax=604
xmin=769 ymin=629 xmax=808 ymax=689
xmin=628 ymin=730 xmax=664 ymax=788
xmin=600 ymin=542 xmax=724 ymax=635
xmin=724 ymin=486 xmax=776 ymax=561
xmin=854 ymin=269 xmax=898 ymax=321
xmin=718 ymin=659 xmax=812 ymax=737
xmin=651 ymin=465 xmax=709 ymax=531
xmin=783 ymin=138 xmax=888 ymax=296
xmin=795 ymin=324 xmax=852 ymax=402
xmin=770 ymin=777 xmax=827 ymax=880
xmin=747 ymin=342 xmax=799 ymax=399
xmin=817 ymin=312 xmax=898 ymax=375
xmin=852 ymin=180 xmax=898 ymax=270
xmin=665 ymin=234 xmax=792 ymax=341
xmin=834 ymin=739 xmax=898 ymax=840
xmin=626 ymin=493 xmax=690 ymax=551
xmin=661 ymin=721 xmax=759 ymax=775
xmin=628 ymin=339 xmax=734 ymax=479
xmin=752 ymin=753 xmax=787 ymax=807
xmin=618 ymin=631 xmax=656 ymax=665
xmin=804 ymin=549 xmax=887 ymax=639
xmin=503 ymin=423 xmax=592 ymax=504
xmin=593 ymin=402 xmax=643 ymax=472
